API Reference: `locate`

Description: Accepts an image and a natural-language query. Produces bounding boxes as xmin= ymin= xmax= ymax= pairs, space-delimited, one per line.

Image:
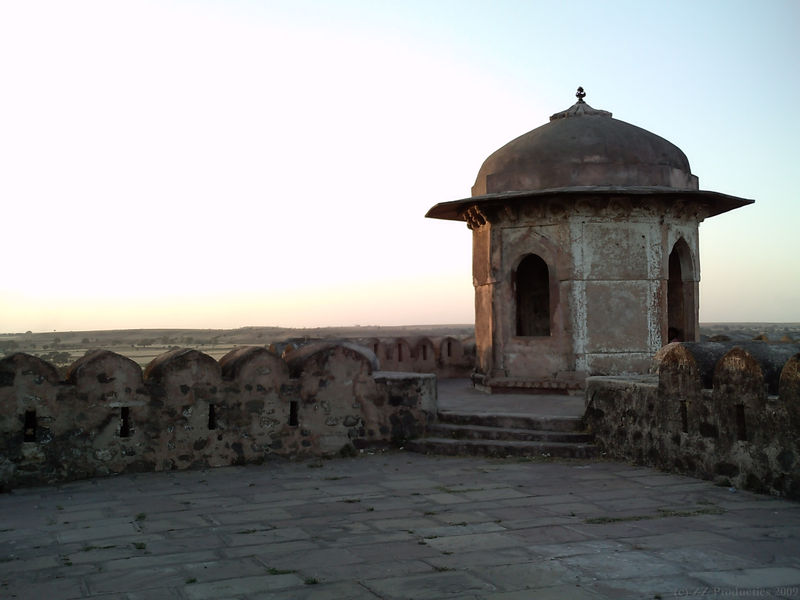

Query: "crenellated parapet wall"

xmin=279 ymin=336 xmax=475 ymax=378
xmin=0 ymin=343 xmax=436 ymax=489
xmin=584 ymin=342 xmax=800 ymax=498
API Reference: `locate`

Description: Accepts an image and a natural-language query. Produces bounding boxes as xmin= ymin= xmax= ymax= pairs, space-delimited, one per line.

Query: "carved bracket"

xmin=464 ymin=205 xmax=488 ymax=230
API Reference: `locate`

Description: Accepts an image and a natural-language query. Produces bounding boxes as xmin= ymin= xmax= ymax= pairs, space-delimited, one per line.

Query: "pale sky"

xmin=1 ymin=0 xmax=798 ymax=332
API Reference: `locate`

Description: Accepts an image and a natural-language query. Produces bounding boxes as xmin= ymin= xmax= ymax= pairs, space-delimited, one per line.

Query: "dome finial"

xmin=550 ymin=88 xmax=612 ymax=121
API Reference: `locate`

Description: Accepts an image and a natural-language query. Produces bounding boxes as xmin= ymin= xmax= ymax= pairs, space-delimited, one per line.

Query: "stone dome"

xmin=471 ymin=92 xmax=699 ymax=197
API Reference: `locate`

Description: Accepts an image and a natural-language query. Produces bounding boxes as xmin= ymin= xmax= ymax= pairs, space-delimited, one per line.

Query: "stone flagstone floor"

xmin=1 ymin=452 xmax=799 ymax=599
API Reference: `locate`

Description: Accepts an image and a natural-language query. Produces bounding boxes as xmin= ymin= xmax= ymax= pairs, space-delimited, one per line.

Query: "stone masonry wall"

xmin=0 ymin=343 xmax=435 ymax=490
xmin=584 ymin=342 xmax=800 ymax=498
xmin=315 ymin=336 xmax=474 ymax=379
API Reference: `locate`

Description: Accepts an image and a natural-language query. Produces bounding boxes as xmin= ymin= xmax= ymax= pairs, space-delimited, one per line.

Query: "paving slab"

xmin=362 ymin=570 xmax=499 ymax=599
xmin=1 ymin=451 xmax=799 ymax=600
xmin=182 ymin=572 xmax=304 ymax=599
xmin=484 ymin=583 xmax=602 ymax=599
xmin=437 ymin=379 xmax=584 ymax=417
xmin=250 ymin=580 xmax=382 ymax=600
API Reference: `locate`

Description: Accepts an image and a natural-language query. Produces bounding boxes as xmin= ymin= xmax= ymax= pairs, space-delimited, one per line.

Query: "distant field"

xmin=0 ymin=323 xmax=797 ymax=372
xmin=700 ymin=323 xmax=800 ymax=343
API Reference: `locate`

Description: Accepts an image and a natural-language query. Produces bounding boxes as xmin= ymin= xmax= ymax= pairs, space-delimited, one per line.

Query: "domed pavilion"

xmin=426 ymin=88 xmax=753 ymax=393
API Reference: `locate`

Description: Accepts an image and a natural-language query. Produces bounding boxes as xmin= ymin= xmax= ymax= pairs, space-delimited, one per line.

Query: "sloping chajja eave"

xmin=426 ymin=187 xmax=753 ymax=222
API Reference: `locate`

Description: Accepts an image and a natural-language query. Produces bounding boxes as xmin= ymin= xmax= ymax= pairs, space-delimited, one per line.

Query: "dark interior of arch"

xmin=668 ymin=239 xmax=696 ymax=342
xmin=668 ymin=248 xmax=684 ymax=341
xmin=516 ymin=254 xmax=551 ymax=336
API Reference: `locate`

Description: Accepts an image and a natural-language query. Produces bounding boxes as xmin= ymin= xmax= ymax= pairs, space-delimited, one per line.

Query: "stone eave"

xmin=425 ymin=186 xmax=754 ymax=222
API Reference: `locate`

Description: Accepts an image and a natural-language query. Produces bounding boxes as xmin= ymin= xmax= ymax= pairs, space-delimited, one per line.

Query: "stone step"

xmin=437 ymin=410 xmax=584 ymax=432
xmin=427 ymin=422 xmax=594 ymax=444
xmin=405 ymin=437 xmax=598 ymax=459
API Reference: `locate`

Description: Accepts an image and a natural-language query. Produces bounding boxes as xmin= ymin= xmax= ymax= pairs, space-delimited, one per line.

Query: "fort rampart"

xmin=278 ymin=336 xmax=474 ymax=379
xmin=584 ymin=342 xmax=800 ymax=498
xmin=0 ymin=343 xmax=435 ymax=490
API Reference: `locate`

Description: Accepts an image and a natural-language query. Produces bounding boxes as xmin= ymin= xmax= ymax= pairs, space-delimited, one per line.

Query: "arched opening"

xmin=515 ymin=254 xmax=551 ymax=336
xmin=667 ymin=239 xmax=696 ymax=343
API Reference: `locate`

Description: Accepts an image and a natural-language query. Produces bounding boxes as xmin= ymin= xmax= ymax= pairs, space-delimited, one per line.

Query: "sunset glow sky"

xmin=2 ymin=0 xmax=798 ymax=332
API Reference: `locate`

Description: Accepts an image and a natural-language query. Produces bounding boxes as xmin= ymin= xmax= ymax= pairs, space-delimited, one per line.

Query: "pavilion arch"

xmin=667 ymin=237 xmax=697 ymax=343
xmin=514 ymin=253 xmax=551 ymax=337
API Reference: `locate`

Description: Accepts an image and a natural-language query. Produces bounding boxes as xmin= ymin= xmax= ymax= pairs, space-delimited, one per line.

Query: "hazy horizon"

xmin=4 ymin=321 xmax=800 ymax=338
xmin=2 ymin=0 xmax=798 ymax=332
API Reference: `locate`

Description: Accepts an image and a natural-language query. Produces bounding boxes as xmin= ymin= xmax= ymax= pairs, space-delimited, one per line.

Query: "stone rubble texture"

xmin=584 ymin=342 xmax=800 ymax=498
xmin=0 ymin=343 xmax=436 ymax=489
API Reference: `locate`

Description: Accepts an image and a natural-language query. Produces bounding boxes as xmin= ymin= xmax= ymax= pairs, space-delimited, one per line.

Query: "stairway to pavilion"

xmin=406 ymin=406 xmax=597 ymax=458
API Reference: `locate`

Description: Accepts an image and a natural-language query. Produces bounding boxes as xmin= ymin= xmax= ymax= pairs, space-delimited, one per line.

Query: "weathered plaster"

xmin=470 ymin=199 xmax=710 ymax=387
